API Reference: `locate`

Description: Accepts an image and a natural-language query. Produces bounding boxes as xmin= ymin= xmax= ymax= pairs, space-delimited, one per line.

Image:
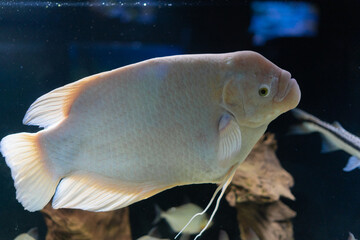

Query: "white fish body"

xmin=1 ymin=51 xmax=300 ymax=216
xmin=158 ymin=203 xmax=210 ymax=234
xmin=348 ymin=232 xmax=358 ymax=240
xmin=14 ymin=228 xmax=38 ymax=240
xmin=291 ymin=108 xmax=360 ymax=172
xmin=14 ymin=234 xmax=36 ymax=240
xmin=137 ymin=236 xmax=169 ymax=240
xmin=218 ymin=230 xmax=230 ymax=240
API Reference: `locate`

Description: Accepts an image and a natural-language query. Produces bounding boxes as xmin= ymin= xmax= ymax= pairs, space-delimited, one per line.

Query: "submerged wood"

xmin=226 ymin=133 xmax=296 ymax=240
xmin=41 ymin=204 xmax=131 ymax=240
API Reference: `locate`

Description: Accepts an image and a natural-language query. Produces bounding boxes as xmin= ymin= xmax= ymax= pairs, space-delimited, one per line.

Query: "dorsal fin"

xmin=332 ymin=121 xmax=344 ymax=129
xmin=23 ymin=74 xmax=100 ymax=128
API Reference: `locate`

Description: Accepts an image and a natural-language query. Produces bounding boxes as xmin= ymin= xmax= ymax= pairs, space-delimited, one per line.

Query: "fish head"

xmin=221 ymin=51 xmax=301 ymax=128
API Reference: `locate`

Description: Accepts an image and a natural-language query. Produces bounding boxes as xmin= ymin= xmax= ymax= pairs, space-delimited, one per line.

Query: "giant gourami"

xmin=1 ymin=51 xmax=300 ymax=237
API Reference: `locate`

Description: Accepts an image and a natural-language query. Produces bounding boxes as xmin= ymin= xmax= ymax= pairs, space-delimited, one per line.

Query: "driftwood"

xmin=226 ymin=133 xmax=296 ymax=240
xmin=41 ymin=204 xmax=131 ymax=240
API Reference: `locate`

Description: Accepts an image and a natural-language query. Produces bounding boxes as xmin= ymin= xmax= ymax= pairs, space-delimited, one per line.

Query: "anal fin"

xmin=52 ymin=173 xmax=174 ymax=211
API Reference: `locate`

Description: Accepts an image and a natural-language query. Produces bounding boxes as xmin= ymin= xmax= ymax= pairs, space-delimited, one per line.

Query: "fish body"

xmin=156 ymin=203 xmax=210 ymax=234
xmin=14 ymin=228 xmax=38 ymax=240
xmin=1 ymin=51 xmax=300 ymax=214
xmin=291 ymin=108 xmax=360 ymax=172
xmin=14 ymin=234 xmax=36 ymax=240
xmin=137 ymin=236 xmax=169 ymax=240
xmin=348 ymin=232 xmax=358 ymax=240
xmin=218 ymin=230 xmax=230 ymax=240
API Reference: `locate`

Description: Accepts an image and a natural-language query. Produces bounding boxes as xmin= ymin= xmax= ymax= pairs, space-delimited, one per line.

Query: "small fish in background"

xmin=137 ymin=236 xmax=169 ymax=240
xmin=137 ymin=226 xmax=230 ymax=240
xmin=1 ymin=51 xmax=300 ymax=239
xmin=218 ymin=230 xmax=230 ymax=240
xmin=136 ymin=226 xmax=170 ymax=240
xmin=348 ymin=232 xmax=358 ymax=240
xmin=290 ymin=108 xmax=360 ymax=172
xmin=137 ymin=235 xmax=190 ymax=240
xmin=14 ymin=228 xmax=38 ymax=240
xmin=154 ymin=203 xmax=211 ymax=235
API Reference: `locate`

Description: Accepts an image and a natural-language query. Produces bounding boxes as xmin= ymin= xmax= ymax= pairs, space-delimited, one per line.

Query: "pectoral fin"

xmin=218 ymin=113 xmax=242 ymax=168
xmin=320 ymin=135 xmax=340 ymax=153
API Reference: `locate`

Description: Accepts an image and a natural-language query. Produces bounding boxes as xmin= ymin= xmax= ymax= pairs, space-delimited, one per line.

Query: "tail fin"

xmin=1 ymin=133 xmax=60 ymax=211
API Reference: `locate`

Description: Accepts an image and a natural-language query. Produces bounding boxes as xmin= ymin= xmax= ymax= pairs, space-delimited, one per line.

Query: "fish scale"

xmin=45 ymin=62 xmax=221 ymax=184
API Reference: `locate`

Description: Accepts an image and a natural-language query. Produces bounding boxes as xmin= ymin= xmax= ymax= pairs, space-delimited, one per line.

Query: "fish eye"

xmin=258 ymin=85 xmax=270 ymax=97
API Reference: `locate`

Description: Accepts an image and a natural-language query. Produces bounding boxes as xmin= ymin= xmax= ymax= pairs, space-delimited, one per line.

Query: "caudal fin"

xmin=1 ymin=133 xmax=60 ymax=211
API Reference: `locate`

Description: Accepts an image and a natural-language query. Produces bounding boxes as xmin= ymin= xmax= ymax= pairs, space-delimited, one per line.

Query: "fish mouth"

xmin=274 ymin=70 xmax=296 ymax=102
xmin=273 ymin=69 xmax=301 ymax=110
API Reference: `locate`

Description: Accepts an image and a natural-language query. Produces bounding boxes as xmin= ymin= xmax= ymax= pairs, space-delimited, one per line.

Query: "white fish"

xmin=137 ymin=235 xmax=190 ymax=240
xmin=348 ymin=232 xmax=358 ymax=240
xmin=155 ymin=203 xmax=211 ymax=234
xmin=1 ymin=51 xmax=300 ymax=238
xmin=137 ymin=236 xmax=169 ymax=240
xmin=218 ymin=230 xmax=230 ymax=240
xmin=136 ymin=226 xmax=170 ymax=240
xmin=14 ymin=228 xmax=38 ymax=240
xmin=291 ymin=108 xmax=360 ymax=172
xmin=137 ymin=226 xmax=229 ymax=240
